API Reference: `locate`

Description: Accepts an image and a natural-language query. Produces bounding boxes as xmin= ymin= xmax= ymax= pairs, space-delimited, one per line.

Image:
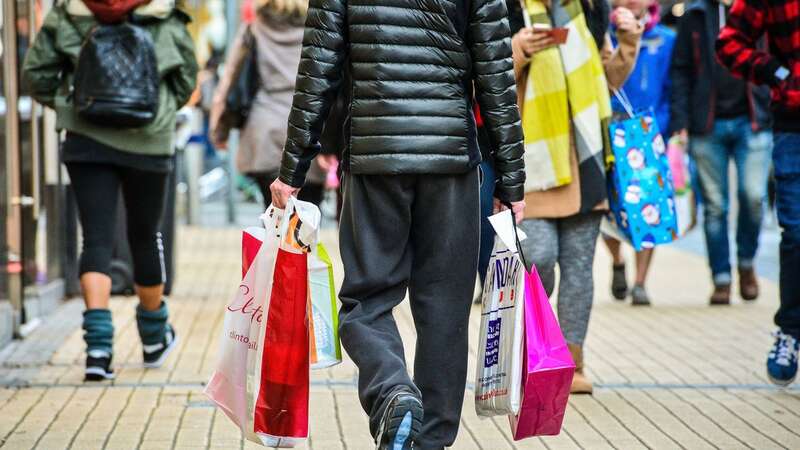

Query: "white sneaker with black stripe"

xmin=143 ymin=324 xmax=178 ymax=369
xmin=85 ymin=349 xmax=114 ymax=381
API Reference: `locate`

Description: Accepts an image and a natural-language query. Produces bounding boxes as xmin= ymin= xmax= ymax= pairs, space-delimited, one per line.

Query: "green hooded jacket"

xmin=22 ymin=6 xmax=198 ymax=156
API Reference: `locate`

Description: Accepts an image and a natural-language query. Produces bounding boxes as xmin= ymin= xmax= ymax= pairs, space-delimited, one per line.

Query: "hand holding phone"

xmin=531 ymin=23 xmax=569 ymax=45
xmin=611 ymin=7 xmax=638 ymax=33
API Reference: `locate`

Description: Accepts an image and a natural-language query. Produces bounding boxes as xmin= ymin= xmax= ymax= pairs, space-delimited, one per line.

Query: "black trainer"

xmin=375 ymin=389 xmax=423 ymax=450
xmin=611 ymin=264 xmax=628 ymax=300
xmin=85 ymin=349 xmax=114 ymax=381
xmin=143 ymin=324 xmax=178 ymax=368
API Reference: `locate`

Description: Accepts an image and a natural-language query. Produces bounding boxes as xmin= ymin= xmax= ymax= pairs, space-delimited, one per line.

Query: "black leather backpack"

xmin=69 ymin=16 xmax=160 ymax=128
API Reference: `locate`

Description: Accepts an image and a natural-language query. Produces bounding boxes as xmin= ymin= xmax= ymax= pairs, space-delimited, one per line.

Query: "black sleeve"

xmin=469 ymin=0 xmax=526 ymax=202
xmin=279 ymin=0 xmax=348 ymax=187
xmin=669 ymin=12 xmax=694 ymax=134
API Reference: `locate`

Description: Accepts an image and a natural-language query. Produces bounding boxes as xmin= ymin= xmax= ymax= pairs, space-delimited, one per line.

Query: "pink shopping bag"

xmin=509 ymin=264 xmax=575 ymax=439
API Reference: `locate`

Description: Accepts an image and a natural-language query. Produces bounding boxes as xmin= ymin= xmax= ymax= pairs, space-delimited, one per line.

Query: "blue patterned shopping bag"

xmin=606 ymin=91 xmax=678 ymax=251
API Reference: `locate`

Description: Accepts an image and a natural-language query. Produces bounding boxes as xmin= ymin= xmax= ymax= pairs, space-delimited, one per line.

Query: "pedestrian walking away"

xmin=269 ymin=0 xmax=526 ymax=448
xmin=604 ymin=0 xmax=675 ymax=306
xmin=717 ymin=0 xmax=800 ymax=386
xmin=510 ymin=0 xmax=641 ymax=394
xmin=672 ymin=0 xmax=772 ymax=306
xmin=209 ymin=0 xmax=331 ymax=209
xmin=22 ymin=0 xmax=198 ymax=381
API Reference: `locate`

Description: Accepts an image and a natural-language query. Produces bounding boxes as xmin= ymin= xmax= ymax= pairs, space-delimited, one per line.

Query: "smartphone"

xmin=531 ymin=23 xmax=569 ymax=45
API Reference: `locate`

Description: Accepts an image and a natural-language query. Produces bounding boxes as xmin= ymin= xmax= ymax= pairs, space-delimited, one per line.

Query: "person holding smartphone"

xmin=509 ymin=0 xmax=642 ymax=395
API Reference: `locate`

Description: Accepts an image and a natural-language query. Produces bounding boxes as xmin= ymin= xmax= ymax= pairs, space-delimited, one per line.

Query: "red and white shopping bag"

xmin=205 ymin=197 xmax=320 ymax=447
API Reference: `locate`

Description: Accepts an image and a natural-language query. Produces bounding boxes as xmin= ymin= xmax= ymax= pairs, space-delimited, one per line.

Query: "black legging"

xmin=66 ymin=162 xmax=168 ymax=286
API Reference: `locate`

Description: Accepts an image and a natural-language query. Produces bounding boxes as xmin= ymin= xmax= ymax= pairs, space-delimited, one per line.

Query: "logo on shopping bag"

xmin=227 ymin=284 xmax=264 ymax=324
xmin=284 ymin=213 xmax=314 ymax=253
xmin=484 ymin=318 xmax=502 ymax=368
xmin=493 ymin=255 xmax=521 ymax=302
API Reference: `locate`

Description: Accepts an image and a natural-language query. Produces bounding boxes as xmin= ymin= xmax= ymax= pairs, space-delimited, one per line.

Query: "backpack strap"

xmin=60 ymin=3 xmax=95 ymax=42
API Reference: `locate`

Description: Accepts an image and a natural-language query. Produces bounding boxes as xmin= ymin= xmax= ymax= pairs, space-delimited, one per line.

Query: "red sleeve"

xmin=715 ymin=0 xmax=782 ymax=86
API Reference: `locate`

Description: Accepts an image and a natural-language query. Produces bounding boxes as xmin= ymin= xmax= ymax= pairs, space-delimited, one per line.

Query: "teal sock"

xmin=136 ymin=301 xmax=169 ymax=346
xmin=83 ymin=309 xmax=114 ymax=354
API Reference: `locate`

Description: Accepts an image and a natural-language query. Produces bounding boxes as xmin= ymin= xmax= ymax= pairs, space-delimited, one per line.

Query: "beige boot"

xmin=568 ymin=344 xmax=593 ymax=394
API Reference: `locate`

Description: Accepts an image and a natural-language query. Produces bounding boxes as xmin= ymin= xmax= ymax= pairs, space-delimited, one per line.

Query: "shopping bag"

xmin=308 ymin=243 xmax=342 ymax=369
xmin=666 ymin=136 xmax=697 ymax=237
xmin=240 ymin=226 xmax=341 ymax=369
xmin=205 ymin=197 xmax=320 ymax=447
xmin=509 ymin=265 xmax=575 ymax=439
xmin=607 ymin=91 xmax=679 ymax=250
xmin=475 ymin=210 xmax=525 ymax=417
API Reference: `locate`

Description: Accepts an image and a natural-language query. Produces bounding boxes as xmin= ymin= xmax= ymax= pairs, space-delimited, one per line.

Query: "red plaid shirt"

xmin=716 ymin=0 xmax=800 ymax=117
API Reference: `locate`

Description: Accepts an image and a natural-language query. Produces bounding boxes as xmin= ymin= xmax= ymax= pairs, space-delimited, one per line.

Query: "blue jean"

xmin=773 ymin=132 xmax=800 ymax=337
xmin=478 ymin=160 xmax=495 ymax=284
xmin=690 ymin=117 xmax=772 ymax=285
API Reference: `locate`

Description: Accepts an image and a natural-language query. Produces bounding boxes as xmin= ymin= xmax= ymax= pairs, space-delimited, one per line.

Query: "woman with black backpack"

xmin=209 ymin=0 xmax=331 ymax=209
xmin=22 ymin=0 xmax=198 ymax=381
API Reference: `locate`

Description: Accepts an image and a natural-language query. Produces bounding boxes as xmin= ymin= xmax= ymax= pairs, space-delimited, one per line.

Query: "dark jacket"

xmin=671 ymin=0 xmax=770 ymax=135
xmin=279 ymin=0 xmax=526 ymax=202
xmin=716 ymin=0 xmax=799 ymax=132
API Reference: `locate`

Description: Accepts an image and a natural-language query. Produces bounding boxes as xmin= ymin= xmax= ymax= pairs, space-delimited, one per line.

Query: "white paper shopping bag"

xmin=474 ymin=210 xmax=525 ymax=417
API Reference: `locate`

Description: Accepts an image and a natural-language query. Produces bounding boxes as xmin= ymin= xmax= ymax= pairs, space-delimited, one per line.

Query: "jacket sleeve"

xmin=209 ymin=26 xmax=250 ymax=145
xmin=22 ymin=10 xmax=65 ymax=108
xmin=280 ymin=0 xmax=348 ymax=188
xmin=669 ymin=13 xmax=693 ymax=134
xmin=716 ymin=0 xmax=781 ymax=86
xmin=602 ymin=27 xmax=641 ymax=91
xmin=168 ymin=17 xmax=199 ymax=107
xmin=469 ymin=0 xmax=525 ymax=203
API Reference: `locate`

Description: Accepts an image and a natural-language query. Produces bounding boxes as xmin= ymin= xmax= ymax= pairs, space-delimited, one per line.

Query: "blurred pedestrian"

xmin=671 ymin=0 xmax=772 ymax=305
xmin=270 ymin=0 xmax=526 ymax=447
xmin=209 ymin=0 xmax=329 ymax=209
xmin=717 ymin=0 xmax=800 ymax=386
xmin=604 ymin=0 xmax=675 ymax=306
xmin=23 ymin=0 xmax=198 ymax=381
xmin=511 ymin=0 xmax=641 ymax=394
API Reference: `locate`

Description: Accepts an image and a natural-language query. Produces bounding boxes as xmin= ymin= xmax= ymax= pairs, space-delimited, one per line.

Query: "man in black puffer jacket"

xmin=270 ymin=0 xmax=526 ymax=448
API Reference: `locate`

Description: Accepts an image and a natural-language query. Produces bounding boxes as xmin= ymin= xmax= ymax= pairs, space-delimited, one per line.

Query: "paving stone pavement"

xmin=1 ymin=226 xmax=799 ymax=450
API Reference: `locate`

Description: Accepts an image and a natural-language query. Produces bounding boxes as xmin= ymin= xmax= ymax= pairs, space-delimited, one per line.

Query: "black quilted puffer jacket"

xmin=279 ymin=0 xmax=526 ymax=202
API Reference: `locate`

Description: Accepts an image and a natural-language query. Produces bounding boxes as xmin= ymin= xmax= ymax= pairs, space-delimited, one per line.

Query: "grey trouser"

xmin=338 ymin=170 xmax=480 ymax=450
xmin=519 ymin=212 xmax=602 ymax=345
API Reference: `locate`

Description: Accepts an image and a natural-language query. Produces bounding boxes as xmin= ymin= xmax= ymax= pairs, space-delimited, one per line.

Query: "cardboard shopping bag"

xmin=607 ymin=91 xmax=679 ymax=250
xmin=509 ymin=265 xmax=575 ymax=439
xmin=475 ymin=210 xmax=525 ymax=417
xmin=205 ymin=198 xmax=320 ymax=447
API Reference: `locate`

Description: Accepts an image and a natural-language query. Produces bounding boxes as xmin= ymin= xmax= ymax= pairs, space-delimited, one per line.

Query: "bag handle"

xmin=502 ymin=202 xmax=530 ymax=272
xmin=612 ymin=88 xmax=635 ymax=119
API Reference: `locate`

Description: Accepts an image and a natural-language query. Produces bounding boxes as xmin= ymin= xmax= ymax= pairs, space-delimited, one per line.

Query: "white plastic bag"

xmin=475 ymin=210 xmax=526 ymax=417
xmin=205 ymin=197 xmax=320 ymax=447
xmin=308 ymin=243 xmax=342 ymax=369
